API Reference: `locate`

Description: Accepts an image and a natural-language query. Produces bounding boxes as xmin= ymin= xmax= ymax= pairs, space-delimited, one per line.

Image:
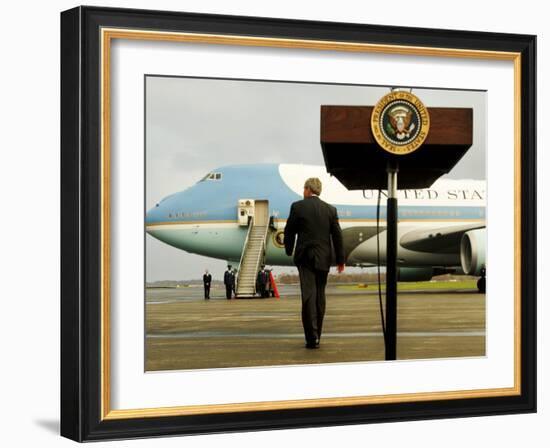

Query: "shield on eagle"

xmin=387 ymin=105 xmax=416 ymax=140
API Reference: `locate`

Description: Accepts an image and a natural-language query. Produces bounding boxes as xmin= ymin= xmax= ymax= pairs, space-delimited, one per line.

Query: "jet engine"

xmin=460 ymin=229 xmax=486 ymax=275
xmin=397 ymin=267 xmax=433 ymax=282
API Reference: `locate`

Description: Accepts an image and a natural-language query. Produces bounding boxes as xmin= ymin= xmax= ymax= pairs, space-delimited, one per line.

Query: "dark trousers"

xmin=225 ymin=285 xmax=232 ymax=299
xmin=204 ymin=284 xmax=210 ymax=299
xmin=298 ymin=265 xmax=329 ymax=344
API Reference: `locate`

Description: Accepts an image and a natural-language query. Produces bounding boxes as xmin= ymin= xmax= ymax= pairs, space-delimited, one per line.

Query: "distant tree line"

xmin=275 ymin=272 xmax=478 ymax=285
xmin=276 ymin=272 xmax=383 ymax=284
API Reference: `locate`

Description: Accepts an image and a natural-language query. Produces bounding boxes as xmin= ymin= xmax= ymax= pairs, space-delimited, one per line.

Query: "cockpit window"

xmin=198 ymin=172 xmax=222 ymax=182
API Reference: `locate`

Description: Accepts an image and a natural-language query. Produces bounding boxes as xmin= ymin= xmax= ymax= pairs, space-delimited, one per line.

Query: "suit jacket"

xmin=256 ymin=270 xmax=269 ymax=288
xmin=203 ymin=274 xmax=212 ymax=286
xmin=223 ymin=270 xmax=234 ymax=286
xmin=283 ymin=196 xmax=345 ymax=271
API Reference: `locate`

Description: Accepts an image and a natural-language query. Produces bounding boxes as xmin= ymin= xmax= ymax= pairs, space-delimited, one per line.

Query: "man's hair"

xmin=304 ymin=177 xmax=322 ymax=195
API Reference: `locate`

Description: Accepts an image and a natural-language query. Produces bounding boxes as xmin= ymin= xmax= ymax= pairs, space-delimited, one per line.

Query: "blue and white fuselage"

xmin=146 ymin=164 xmax=486 ymax=276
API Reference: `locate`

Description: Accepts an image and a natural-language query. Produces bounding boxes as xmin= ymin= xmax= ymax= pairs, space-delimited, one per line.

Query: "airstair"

xmin=236 ymin=219 xmax=269 ymax=297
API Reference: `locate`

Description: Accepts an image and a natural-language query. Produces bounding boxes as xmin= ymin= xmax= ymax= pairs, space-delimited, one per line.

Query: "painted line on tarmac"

xmin=147 ymin=331 xmax=485 ymax=339
xmin=146 ymin=300 xmax=182 ymax=305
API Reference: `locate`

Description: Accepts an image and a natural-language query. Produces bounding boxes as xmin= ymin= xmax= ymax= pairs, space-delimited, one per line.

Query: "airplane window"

xmin=198 ymin=172 xmax=222 ymax=182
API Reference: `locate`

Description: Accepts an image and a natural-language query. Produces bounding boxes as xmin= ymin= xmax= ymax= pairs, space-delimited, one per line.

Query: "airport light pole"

xmin=385 ymin=163 xmax=398 ymax=360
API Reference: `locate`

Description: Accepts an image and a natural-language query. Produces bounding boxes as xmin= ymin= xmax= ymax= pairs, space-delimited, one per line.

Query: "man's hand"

xmin=337 ymin=263 xmax=345 ymax=274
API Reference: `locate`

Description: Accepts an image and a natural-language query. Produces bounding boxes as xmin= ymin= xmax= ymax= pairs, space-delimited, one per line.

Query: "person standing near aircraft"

xmin=284 ymin=177 xmax=345 ymax=349
xmin=256 ymin=265 xmax=269 ymax=298
xmin=232 ymin=268 xmax=237 ymax=298
xmin=224 ymin=265 xmax=234 ymax=300
xmin=202 ymin=269 xmax=212 ymax=300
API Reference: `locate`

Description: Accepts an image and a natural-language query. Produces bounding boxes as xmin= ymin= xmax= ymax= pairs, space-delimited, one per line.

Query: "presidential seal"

xmin=273 ymin=230 xmax=285 ymax=248
xmin=371 ymin=91 xmax=430 ymax=155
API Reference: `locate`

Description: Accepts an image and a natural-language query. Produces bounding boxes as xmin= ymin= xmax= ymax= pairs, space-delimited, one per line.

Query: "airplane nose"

xmin=145 ymin=196 xmax=198 ymax=252
xmin=145 ymin=203 xmax=175 ymax=247
xmin=145 ymin=203 xmax=164 ymax=229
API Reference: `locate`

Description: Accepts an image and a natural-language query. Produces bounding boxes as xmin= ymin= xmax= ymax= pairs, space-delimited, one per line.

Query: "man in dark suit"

xmin=284 ymin=177 xmax=345 ymax=349
xmin=203 ymin=269 xmax=212 ymax=300
xmin=223 ymin=265 xmax=234 ymax=300
xmin=256 ymin=265 xmax=269 ymax=298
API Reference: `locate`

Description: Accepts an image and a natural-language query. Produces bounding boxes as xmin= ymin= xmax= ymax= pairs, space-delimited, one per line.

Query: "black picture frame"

xmin=61 ymin=5 xmax=536 ymax=442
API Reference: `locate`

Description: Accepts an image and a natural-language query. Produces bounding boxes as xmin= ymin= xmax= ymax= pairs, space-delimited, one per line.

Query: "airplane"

xmin=146 ymin=163 xmax=486 ymax=292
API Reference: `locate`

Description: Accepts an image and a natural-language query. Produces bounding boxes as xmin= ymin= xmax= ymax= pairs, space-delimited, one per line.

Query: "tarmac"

xmin=145 ymin=284 xmax=485 ymax=371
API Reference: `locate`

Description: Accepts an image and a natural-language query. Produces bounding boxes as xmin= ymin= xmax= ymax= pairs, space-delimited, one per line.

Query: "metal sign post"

xmin=385 ymin=164 xmax=398 ymax=360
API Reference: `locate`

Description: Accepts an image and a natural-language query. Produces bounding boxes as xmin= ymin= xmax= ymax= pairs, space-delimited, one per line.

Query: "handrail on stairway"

xmin=236 ymin=215 xmax=253 ymax=292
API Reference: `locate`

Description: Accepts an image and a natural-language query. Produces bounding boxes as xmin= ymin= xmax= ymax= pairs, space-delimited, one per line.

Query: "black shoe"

xmin=305 ymin=339 xmax=320 ymax=349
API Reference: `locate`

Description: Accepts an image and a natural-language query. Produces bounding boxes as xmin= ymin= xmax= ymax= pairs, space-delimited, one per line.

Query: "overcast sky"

xmin=145 ymin=76 xmax=486 ymax=282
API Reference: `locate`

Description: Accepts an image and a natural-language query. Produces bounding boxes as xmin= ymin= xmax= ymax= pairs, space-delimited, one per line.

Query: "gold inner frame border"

xmin=99 ymin=27 xmax=522 ymax=421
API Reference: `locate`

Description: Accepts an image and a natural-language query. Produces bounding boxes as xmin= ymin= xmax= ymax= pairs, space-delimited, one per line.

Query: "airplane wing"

xmin=341 ymin=226 xmax=384 ymax=257
xmin=399 ymin=223 xmax=485 ymax=253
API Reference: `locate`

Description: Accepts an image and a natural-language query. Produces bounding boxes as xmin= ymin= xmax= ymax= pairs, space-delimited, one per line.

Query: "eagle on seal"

xmin=386 ymin=105 xmax=416 ymax=140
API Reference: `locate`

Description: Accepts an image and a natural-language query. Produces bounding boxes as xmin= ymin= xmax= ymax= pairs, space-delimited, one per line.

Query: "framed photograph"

xmin=60 ymin=6 xmax=536 ymax=442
